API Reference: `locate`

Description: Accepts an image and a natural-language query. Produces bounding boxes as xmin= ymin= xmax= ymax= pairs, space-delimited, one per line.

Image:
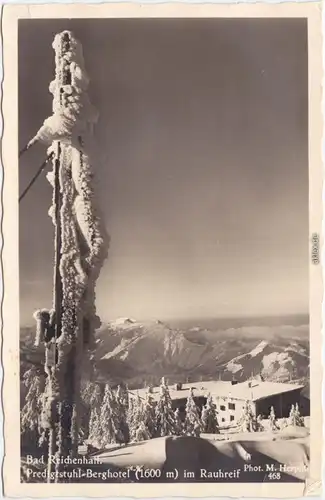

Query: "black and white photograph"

xmin=2 ymin=6 xmax=319 ymax=492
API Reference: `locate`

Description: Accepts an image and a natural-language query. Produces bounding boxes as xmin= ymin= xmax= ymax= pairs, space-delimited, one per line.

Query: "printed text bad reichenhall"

xmin=26 ymin=455 xmax=102 ymax=466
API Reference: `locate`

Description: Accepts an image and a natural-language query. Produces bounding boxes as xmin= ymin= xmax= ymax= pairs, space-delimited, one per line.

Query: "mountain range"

xmin=20 ymin=316 xmax=309 ymax=390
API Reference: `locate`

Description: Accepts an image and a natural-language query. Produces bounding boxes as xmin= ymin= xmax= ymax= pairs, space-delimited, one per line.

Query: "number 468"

xmin=268 ymin=472 xmax=281 ymax=480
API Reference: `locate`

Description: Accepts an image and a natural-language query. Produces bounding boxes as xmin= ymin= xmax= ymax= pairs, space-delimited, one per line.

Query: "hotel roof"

xmin=133 ymin=379 xmax=305 ymax=403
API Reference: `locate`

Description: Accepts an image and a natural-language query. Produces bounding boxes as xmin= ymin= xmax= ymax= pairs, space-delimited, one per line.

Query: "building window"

xmin=228 ymin=403 xmax=235 ymax=410
xmin=220 ymin=405 xmax=226 ymax=411
xmin=230 ymin=415 xmax=235 ymax=421
xmin=221 ymin=418 xmax=225 ymax=422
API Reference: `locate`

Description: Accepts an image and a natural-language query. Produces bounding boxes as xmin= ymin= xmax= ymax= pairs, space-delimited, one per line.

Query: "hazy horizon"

xmin=21 ymin=312 xmax=309 ymax=329
xmin=19 ymin=19 xmax=308 ymax=325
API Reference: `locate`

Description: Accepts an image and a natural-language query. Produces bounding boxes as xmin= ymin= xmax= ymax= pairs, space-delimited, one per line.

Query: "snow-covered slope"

xmin=219 ymin=338 xmax=309 ymax=383
xmin=100 ymin=320 xmax=211 ymax=372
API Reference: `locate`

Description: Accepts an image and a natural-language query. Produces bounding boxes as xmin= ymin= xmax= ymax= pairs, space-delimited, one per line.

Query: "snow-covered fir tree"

xmin=239 ymin=400 xmax=258 ymax=432
xmin=184 ymin=388 xmax=201 ymax=437
xmin=268 ymin=406 xmax=279 ymax=431
xmin=201 ymin=394 xmax=219 ymax=434
xmin=135 ymin=421 xmax=150 ymax=442
xmin=79 ymin=381 xmax=100 ymax=438
xmin=279 ymin=418 xmax=289 ymax=430
xmin=288 ymin=404 xmax=295 ymax=425
xmin=115 ymin=384 xmax=130 ymax=445
xmin=116 ymin=383 xmax=129 ymax=409
xmin=143 ymin=391 xmax=157 ymax=438
xmin=173 ymin=408 xmax=184 ymax=436
xmin=82 ymin=380 xmax=103 ymax=407
xmin=148 ymin=385 xmax=154 ymax=394
xmin=21 ymin=367 xmax=46 ymax=453
xmin=81 ymin=381 xmax=103 ymax=444
xmin=155 ymin=377 xmax=176 ymax=437
xmin=88 ymin=407 xmax=102 ymax=447
xmin=127 ymin=396 xmax=135 ymax=427
xmin=295 ymin=403 xmax=305 ymax=426
xmin=289 ymin=403 xmax=305 ymax=427
xmin=129 ymin=394 xmax=145 ymax=441
xmin=98 ymin=385 xmax=121 ymax=447
xmin=256 ymin=414 xmax=264 ymax=432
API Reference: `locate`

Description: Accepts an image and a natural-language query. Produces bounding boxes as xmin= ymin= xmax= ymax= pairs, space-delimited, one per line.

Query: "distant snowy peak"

xmin=225 ymin=340 xmax=269 ymax=372
xmin=222 ymin=337 xmax=308 ymax=383
xmin=110 ymin=317 xmax=137 ymax=327
xmin=109 ymin=317 xmax=170 ymax=329
xmin=284 ymin=343 xmax=309 ymax=357
xmin=250 ymin=341 xmax=269 ymax=357
xmin=227 ymin=340 xmax=269 ymax=373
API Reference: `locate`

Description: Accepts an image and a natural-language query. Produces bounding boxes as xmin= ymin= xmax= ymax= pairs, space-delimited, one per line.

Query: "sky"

xmin=19 ymin=18 xmax=308 ymax=325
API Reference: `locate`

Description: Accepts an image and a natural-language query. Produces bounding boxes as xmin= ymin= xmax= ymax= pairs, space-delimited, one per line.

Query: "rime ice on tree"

xmin=32 ymin=31 xmax=108 ymax=480
xmin=155 ymin=377 xmax=176 ymax=437
xmin=143 ymin=391 xmax=157 ymax=439
xmin=201 ymin=393 xmax=219 ymax=434
xmin=268 ymin=406 xmax=279 ymax=432
xmin=184 ymin=388 xmax=201 ymax=437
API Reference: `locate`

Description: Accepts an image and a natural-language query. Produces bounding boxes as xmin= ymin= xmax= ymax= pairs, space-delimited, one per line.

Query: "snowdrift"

xmin=87 ymin=434 xmax=309 ymax=483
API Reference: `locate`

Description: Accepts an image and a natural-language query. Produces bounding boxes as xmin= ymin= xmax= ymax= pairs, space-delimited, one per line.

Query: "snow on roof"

xmin=135 ymin=379 xmax=305 ymax=402
xmin=227 ymin=380 xmax=305 ymax=402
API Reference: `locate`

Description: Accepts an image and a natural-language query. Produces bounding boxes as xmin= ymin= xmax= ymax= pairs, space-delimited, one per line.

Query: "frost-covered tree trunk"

xmin=32 ymin=31 xmax=108 ymax=480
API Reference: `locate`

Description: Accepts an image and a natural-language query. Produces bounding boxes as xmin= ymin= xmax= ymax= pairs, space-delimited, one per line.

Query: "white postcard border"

xmin=1 ymin=2 xmax=323 ymax=497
